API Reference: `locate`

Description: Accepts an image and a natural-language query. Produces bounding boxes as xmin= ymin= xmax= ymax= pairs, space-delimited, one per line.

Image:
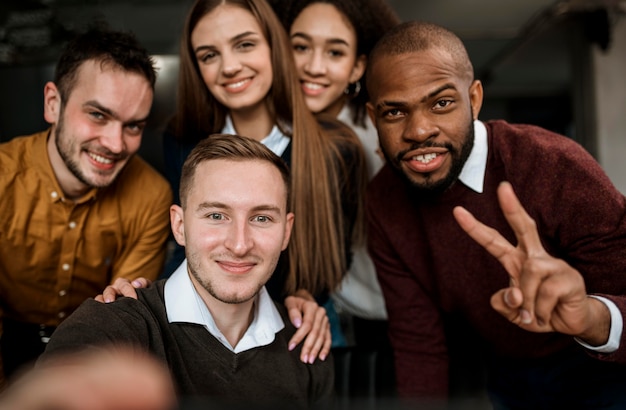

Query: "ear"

xmin=469 ymin=80 xmax=483 ymax=120
xmin=348 ymin=54 xmax=367 ymax=84
xmin=170 ymin=205 xmax=186 ymax=247
xmin=281 ymin=212 xmax=295 ymax=251
xmin=43 ymin=82 xmax=62 ymax=125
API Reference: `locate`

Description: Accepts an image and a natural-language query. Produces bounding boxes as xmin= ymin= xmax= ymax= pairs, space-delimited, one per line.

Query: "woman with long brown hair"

xmin=162 ymin=0 xmax=368 ymax=361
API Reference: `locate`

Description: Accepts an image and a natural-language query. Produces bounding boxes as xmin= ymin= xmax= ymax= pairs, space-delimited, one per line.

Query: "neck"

xmin=46 ymin=127 xmax=90 ymax=200
xmin=190 ymin=276 xmax=256 ymax=349
xmin=229 ymin=103 xmax=274 ymax=142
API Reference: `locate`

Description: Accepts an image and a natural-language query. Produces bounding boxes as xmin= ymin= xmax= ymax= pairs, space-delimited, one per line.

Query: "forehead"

xmin=191 ymin=4 xmax=263 ymax=46
xmin=292 ymin=3 xmax=356 ymax=43
xmin=368 ymin=48 xmax=464 ymax=102
xmin=66 ymin=60 xmax=153 ymax=115
xmin=188 ymin=159 xmax=287 ymax=210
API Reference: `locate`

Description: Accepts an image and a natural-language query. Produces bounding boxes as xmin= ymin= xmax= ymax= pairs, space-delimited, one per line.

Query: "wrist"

xmin=577 ymin=296 xmax=611 ymax=346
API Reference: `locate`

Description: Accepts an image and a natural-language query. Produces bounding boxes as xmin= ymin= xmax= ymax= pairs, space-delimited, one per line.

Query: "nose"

xmin=403 ymin=112 xmax=439 ymax=143
xmin=221 ymin=50 xmax=243 ymax=77
xmin=303 ymin=49 xmax=326 ymax=76
xmin=100 ymin=123 xmax=125 ymax=154
xmin=224 ymin=219 xmax=253 ymax=256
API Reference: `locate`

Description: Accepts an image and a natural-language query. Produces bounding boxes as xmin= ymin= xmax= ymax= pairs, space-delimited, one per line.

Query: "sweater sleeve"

xmin=38 ymin=298 xmax=154 ymax=366
xmin=493 ymin=121 xmax=626 ymax=364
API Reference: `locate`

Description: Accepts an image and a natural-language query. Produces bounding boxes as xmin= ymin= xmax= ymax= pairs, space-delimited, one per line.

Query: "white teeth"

xmin=413 ymin=153 xmax=437 ymax=163
xmin=89 ymin=152 xmax=113 ymax=164
xmin=304 ymin=82 xmax=323 ymax=90
xmin=226 ymin=79 xmax=249 ymax=89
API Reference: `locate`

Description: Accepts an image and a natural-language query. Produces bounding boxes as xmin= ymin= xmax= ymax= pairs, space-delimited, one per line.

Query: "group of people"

xmin=1 ymin=0 xmax=626 ymax=409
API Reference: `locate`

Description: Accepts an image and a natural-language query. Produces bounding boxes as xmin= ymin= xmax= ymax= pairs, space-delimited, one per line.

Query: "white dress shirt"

xmin=164 ymin=260 xmax=285 ymax=353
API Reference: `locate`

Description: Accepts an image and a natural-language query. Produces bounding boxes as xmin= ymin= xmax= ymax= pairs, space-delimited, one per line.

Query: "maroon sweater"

xmin=367 ymin=120 xmax=626 ymax=397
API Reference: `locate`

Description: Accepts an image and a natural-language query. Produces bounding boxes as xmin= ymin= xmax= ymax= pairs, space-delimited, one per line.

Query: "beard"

xmin=384 ymin=117 xmax=475 ymax=196
xmin=186 ymin=251 xmax=267 ymax=305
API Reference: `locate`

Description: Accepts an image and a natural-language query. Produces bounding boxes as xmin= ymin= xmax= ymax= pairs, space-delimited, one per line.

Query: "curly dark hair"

xmin=272 ymin=0 xmax=400 ymax=126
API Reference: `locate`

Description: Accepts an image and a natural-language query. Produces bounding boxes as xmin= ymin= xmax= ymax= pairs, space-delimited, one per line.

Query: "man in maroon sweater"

xmin=365 ymin=21 xmax=626 ymax=408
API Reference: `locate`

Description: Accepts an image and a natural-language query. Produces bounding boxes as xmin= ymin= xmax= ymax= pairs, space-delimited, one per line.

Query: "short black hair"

xmin=54 ymin=25 xmax=156 ymax=101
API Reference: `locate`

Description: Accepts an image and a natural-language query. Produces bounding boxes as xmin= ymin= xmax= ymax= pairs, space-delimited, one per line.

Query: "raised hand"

xmin=453 ymin=181 xmax=610 ymax=346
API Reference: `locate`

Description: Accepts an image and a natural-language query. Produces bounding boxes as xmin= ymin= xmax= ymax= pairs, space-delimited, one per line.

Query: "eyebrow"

xmin=194 ymin=31 xmax=259 ymax=54
xmin=196 ymin=201 xmax=283 ymax=214
xmin=375 ymin=83 xmax=458 ymax=111
xmin=83 ymin=100 xmax=150 ymax=125
xmin=291 ymin=32 xmax=350 ymax=47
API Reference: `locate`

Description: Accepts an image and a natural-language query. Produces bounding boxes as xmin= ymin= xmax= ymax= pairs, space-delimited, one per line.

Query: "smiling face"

xmin=191 ymin=4 xmax=273 ymax=116
xmin=44 ymin=59 xmax=153 ymax=197
xmin=290 ymin=2 xmax=365 ymax=117
xmin=367 ymin=47 xmax=483 ymax=193
xmin=171 ymin=159 xmax=293 ymax=307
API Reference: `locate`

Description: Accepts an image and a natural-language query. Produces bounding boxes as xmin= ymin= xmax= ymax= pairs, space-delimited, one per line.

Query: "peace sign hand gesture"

xmin=453 ymin=181 xmax=610 ymax=346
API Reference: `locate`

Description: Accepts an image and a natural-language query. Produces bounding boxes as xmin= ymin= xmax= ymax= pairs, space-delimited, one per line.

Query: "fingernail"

xmin=302 ymin=354 xmax=308 ymax=363
xmin=288 ymin=343 xmax=295 ymax=351
xmin=320 ymin=354 xmax=326 ymax=361
xmin=132 ymin=280 xmax=141 ymax=287
xmin=293 ymin=318 xmax=302 ymax=328
xmin=104 ymin=298 xmax=112 ymax=303
xmin=309 ymin=356 xmax=315 ymax=364
xmin=504 ymin=290 xmax=512 ymax=306
xmin=520 ymin=309 xmax=532 ymax=324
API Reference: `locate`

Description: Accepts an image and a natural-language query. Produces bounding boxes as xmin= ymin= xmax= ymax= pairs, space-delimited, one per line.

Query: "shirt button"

xmin=58 ymin=312 xmax=66 ymax=319
xmin=51 ymin=191 xmax=58 ymax=199
xmin=62 ymin=263 xmax=70 ymax=271
xmin=59 ymin=290 xmax=67 ymax=297
xmin=68 ymin=221 xmax=77 ymax=229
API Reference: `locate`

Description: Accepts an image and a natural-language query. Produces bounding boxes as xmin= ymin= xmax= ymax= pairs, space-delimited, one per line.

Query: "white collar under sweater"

xmin=222 ymin=115 xmax=290 ymax=157
xmin=164 ymin=260 xmax=285 ymax=353
xmin=458 ymin=120 xmax=488 ymax=194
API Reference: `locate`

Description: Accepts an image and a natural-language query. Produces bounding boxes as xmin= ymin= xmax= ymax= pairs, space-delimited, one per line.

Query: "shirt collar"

xmin=458 ymin=120 xmax=488 ymax=193
xmin=222 ymin=115 xmax=290 ymax=157
xmin=164 ymin=259 xmax=285 ymax=353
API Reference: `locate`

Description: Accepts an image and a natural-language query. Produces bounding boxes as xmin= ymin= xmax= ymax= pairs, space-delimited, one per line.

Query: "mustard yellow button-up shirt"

xmin=0 ymin=130 xmax=172 ymax=327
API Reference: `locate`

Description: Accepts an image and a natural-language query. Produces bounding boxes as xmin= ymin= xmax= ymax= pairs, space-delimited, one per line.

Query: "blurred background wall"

xmin=1 ymin=0 xmax=625 ymax=191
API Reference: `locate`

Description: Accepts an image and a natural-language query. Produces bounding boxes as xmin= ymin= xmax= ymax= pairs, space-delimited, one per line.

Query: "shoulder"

xmin=486 ymin=120 xmax=591 ymax=162
xmin=0 ymin=131 xmax=45 ymax=169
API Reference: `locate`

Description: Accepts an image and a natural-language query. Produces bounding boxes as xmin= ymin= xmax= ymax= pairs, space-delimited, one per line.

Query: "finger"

xmin=131 ymin=277 xmax=151 ymax=288
xmin=318 ymin=320 xmax=332 ymax=361
xmin=291 ymin=304 xmax=316 ymax=362
xmin=497 ymin=182 xmax=545 ymax=258
xmin=532 ymin=277 xmax=561 ymax=329
xmin=491 ymin=288 xmax=531 ymax=326
xmin=305 ymin=309 xmax=330 ymax=363
xmin=300 ymin=307 xmax=327 ymax=364
xmin=94 ymin=294 xmax=104 ymax=303
xmin=532 ymin=261 xmax=585 ymax=331
xmin=453 ymin=206 xmax=521 ymax=280
xmin=116 ymin=280 xmax=140 ymax=299
xmin=286 ymin=299 xmax=304 ymax=331
xmin=102 ymin=286 xmax=121 ymax=303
